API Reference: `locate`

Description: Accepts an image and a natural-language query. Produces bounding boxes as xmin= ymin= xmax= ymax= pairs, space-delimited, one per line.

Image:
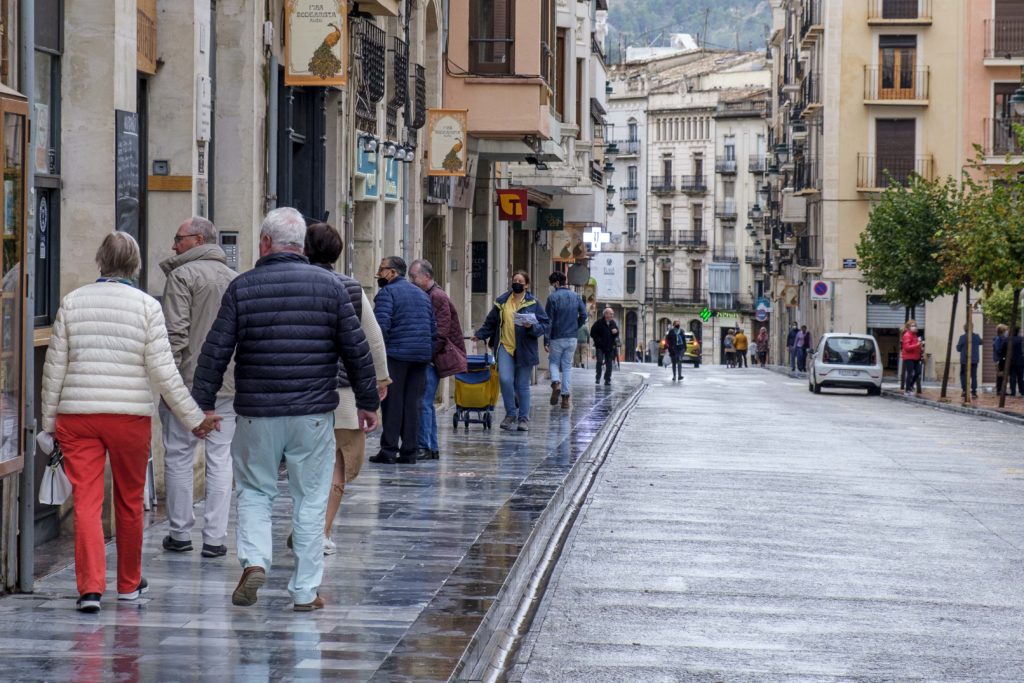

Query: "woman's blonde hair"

xmin=95 ymin=231 xmax=141 ymax=279
xmin=904 ymin=319 xmax=917 ymax=331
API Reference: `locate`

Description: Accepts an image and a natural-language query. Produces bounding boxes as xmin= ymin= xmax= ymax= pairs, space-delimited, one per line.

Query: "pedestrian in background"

xmin=159 ymin=216 xmax=237 ymax=560
xmin=544 ymin=271 xmax=587 ymax=408
xmin=956 ymin=324 xmax=982 ymax=399
xmin=409 ymin=258 xmax=466 ymax=457
xmin=1010 ymin=327 xmax=1024 ymax=397
xmin=193 ymin=207 xmax=379 ymax=612
xmin=590 ymin=308 xmax=619 ymax=386
xmin=724 ymin=329 xmax=736 ymax=368
xmin=370 ymin=256 xmax=436 ymax=464
xmin=901 ymin=319 xmax=923 ymax=397
xmin=473 ymin=270 xmax=549 ymax=431
xmin=756 ymin=326 xmax=769 ymax=368
xmin=786 ymin=323 xmax=799 ymax=371
xmin=41 ymin=232 xmax=221 ymax=613
xmin=305 ymin=223 xmax=390 ymax=554
xmin=733 ymin=328 xmax=749 ymax=368
xmin=795 ymin=325 xmax=810 ymax=372
xmin=993 ymin=323 xmax=1009 ymax=396
xmin=665 ymin=320 xmax=686 ymax=382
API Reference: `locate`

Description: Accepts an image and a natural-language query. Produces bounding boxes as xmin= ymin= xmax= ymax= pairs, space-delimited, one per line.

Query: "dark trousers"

xmin=380 ymin=358 xmax=428 ymax=457
xmin=737 ymin=350 xmax=748 ymax=367
xmin=903 ymin=359 xmax=921 ymax=392
xmin=595 ymin=348 xmax=615 ymax=383
xmin=1011 ymin=363 xmax=1024 ymax=396
xmin=960 ymin=363 xmax=978 ymax=394
xmin=796 ymin=347 xmax=807 ymax=372
xmin=670 ymin=353 xmax=684 ymax=378
xmin=996 ymin=359 xmax=1007 ymax=394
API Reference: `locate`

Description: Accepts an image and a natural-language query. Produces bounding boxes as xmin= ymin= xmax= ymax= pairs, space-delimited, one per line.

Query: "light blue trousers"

xmin=232 ymin=413 xmax=335 ymax=605
xmin=547 ymin=338 xmax=577 ymax=396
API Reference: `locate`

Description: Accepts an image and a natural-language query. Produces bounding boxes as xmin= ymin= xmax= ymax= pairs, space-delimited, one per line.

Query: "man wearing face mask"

xmin=371 ymin=256 xmax=437 ymax=464
xmin=544 ymin=271 xmax=587 ymax=409
xmin=590 ymin=308 xmax=620 ymax=386
xmin=665 ymin=320 xmax=686 ymax=382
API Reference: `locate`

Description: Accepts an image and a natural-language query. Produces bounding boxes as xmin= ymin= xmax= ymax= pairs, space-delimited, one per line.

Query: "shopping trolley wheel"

xmin=453 ymin=410 xmax=460 ymax=429
xmin=464 ymin=413 xmax=471 ymax=428
xmin=483 ymin=412 xmax=492 ymax=430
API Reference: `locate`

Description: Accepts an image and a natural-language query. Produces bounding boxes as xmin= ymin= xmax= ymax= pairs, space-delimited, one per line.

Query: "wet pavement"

xmin=512 ymin=364 xmax=1024 ymax=681
xmin=0 ymin=368 xmax=640 ymax=682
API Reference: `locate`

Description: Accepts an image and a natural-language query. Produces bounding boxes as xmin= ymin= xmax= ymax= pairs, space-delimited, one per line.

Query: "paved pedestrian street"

xmin=0 ymin=371 xmax=638 ymax=682
xmin=512 ymin=365 xmax=1024 ymax=682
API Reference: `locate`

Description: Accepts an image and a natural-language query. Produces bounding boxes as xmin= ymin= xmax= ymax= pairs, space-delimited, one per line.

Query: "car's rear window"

xmin=823 ymin=338 xmax=876 ymax=365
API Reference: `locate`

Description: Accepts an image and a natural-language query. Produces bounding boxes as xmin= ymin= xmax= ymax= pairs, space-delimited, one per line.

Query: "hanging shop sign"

xmin=496 ymin=189 xmax=528 ymax=221
xmin=552 ymin=225 xmax=587 ymax=262
xmin=426 ymin=109 xmax=468 ymax=177
xmin=383 ymin=157 xmax=400 ymax=202
xmin=284 ymin=0 xmax=348 ymax=87
xmin=537 ymin=208 xmax=564 ymax=231
xmin=450 ymin=153 xmax=478 ymax=209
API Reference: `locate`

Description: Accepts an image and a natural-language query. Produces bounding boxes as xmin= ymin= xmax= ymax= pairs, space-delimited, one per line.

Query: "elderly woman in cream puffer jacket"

xmin=41 ymin=232 xmax=220 ymax=614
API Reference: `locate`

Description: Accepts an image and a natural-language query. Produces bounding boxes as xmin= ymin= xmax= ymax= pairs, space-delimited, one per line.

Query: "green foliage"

xmin=606 ymin=0 xmax=770 ymax=60
xmin=980 ymin=286 xmax=1019 ymax=326
xmin=857 ymin=174 xmax=956 ymax=310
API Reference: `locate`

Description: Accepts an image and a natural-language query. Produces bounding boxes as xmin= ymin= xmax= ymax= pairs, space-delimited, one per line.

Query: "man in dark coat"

xmin=370 ymin=256 xmax=437 ymax=465
xmin=192 ymin=207 xmax=379 ymax=613
xmin=956 ymin=325 xmax=982 ymax=399
xmin=590 ymin=307 xmax=620 ymax=385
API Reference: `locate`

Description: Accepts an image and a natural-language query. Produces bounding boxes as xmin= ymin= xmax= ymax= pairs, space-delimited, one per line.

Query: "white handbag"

xmin=39 ymin=442 xmax=72 ymax=506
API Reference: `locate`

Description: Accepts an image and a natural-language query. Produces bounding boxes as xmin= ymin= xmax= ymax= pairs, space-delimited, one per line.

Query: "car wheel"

xmin=808 ymin=379 xmax=814 ymax=393
xmin=868 ymin=385 xmax=881 ymax=396
xmin=813 ymin=380 xmax=821 ymax=394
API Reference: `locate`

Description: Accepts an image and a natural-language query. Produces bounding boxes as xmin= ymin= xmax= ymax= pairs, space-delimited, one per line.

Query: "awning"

xmin=590 ymin=97 xmax=607 ymax=125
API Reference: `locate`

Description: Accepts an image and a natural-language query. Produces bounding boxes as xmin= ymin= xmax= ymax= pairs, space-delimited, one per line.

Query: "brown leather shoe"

xmin=231 ymin=566 xmax=266 ymax=606
xmin=560 ymin=394 xmax=571 ymax=409
xmin=293 ymin=593 xmax=325 ymax=612
xmin=550 ymin=382 xmax=560 ymax=405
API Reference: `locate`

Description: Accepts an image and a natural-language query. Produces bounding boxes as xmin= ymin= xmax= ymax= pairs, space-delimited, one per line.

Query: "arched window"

xmin=626 ymin=260 xmax=637 ymax=294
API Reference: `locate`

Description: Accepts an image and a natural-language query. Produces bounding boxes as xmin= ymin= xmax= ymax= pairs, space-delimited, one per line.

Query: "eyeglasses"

xmin=376 ymin=267 xmax=396 ymax=276
xmin=174 ymin=233 xmax=201 ymax=244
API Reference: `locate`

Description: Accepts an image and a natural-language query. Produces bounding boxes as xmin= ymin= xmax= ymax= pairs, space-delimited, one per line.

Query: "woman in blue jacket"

xmin=473 ymin=270 xmax=549 ymax=431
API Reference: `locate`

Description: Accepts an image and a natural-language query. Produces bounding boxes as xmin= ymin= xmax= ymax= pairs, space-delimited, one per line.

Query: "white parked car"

xmin=808 ymin=333 xmax=883 ymax=396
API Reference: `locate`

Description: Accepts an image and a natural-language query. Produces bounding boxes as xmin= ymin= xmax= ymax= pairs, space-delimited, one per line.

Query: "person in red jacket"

xmin=901 ymin=319 xmax=924 ymax=397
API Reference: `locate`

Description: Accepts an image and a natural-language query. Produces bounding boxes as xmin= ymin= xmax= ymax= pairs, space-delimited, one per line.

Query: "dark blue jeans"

xmin=418 ymin=364 xmax=440 ymax=452
xmin=960 ymin=363 xmax=978 ymax=394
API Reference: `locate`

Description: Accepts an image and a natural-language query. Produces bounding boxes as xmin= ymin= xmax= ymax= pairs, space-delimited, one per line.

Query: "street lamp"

xmin=1010 ymin=66 xmax=1024 ymax=116
xmin=750 ymin=203 xmax=763 ymax=220
xmin=745 ymin=222 xmax=756 ymax=237
xmin=774 ymin=143 xmax=789 ymax=166
xmin=607 ymin=184 xmax=617 ymax=198
xmin=606 ymin=202 xmax=615 ymax=215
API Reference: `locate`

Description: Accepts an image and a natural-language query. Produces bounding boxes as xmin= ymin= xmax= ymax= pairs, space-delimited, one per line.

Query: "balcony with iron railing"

xmin=679 ymin=175 xmax=708 ymax=193
xmin=424 ymin=175 xmax=451 ymax=204
xmin=984 ymin=117 xmax=1024 ymax=157
xmin=716 ymin=157 xmax=738 ymax=174
xmin=745 ymin=247 xmax=766 ymax=264
xmin=802 ymin=72 xmax=821 ymax=112
xmin=716 ymin=99 xmax=768 ymax=119
xmin=648 ymin=230 xmax=709 ymax=249
xmin=650 ymin=175 xmax=675 ymax=193
xmin=799 ymin=0 xmax=823 ymax=45
xmin=620 ymin=186 xmax=640 ymax=203
xmin=797 ymin=235 xmax=823 ymax=269
xmin=715 ymin=202 xmax=738 ymax=222
xmin=645 ymin=287 xmax=708 ymax=307
xmin=748 ymin=155 xmax=767 ymax=173
xmin=986 ymin=19 xmax=1024 ymax=61
xmin=793 ymin=157 xmax=821 ymax=194
xmin=609 ymin=138 xmax=640 ymax=155
xmin=856 ymin=153 xmax=933 ymax=191
xmin=864 ymin=65 xmax=929 ymax=103
xmin=712 ymin=246 xmax=739 ymax=263
xmin=867 ymin=0 xmax=931 ymax=24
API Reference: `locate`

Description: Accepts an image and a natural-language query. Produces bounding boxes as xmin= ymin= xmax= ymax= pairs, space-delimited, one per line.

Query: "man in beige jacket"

xmin=160 ymin=217 xmax=238 ymax=558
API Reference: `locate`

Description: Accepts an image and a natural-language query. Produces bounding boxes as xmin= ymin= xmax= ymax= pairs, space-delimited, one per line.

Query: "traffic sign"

xmin=755 ymin=308 xmax=768 ymax=322
xmin=811 ymin=280 xmax=833 ymax=300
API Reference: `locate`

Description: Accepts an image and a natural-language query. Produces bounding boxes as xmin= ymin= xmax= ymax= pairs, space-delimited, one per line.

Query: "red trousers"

xmin=56 ymin=413 xmax=152 ymax=596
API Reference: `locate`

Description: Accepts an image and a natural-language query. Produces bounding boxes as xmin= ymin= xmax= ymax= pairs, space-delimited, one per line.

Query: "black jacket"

xmin=192 ymin=252 xmax=379 ymax=417
xmin=590 ymin=318 xmax=620 ymax=353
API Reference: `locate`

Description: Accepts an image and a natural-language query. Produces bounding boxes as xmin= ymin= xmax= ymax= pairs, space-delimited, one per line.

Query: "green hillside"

xmin=606 ymin=0 xmax=771 ymax=62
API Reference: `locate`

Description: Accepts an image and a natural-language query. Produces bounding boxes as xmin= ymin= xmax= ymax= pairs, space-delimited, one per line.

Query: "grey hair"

xmin=187 ymin=216 xmax=218 ymax=243
xmin=95 ymin=231 xmax=142 ymax=279
xmin=260 ymin=207 xmax=306 ymax=250
xmin=384 ymin=256 xmax=407 ymax=277
xmin=603 ymin=307 xmax=614 ymax=315
xmin=410 ymin=258 xmax=433 ymax=279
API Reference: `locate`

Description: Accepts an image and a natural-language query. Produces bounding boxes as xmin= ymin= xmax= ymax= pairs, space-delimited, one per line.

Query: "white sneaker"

xmin=323 ymin=536 xmax=337 ymax=556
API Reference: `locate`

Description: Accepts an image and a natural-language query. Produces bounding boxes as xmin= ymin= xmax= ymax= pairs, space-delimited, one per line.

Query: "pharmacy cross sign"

xmin=583 ymin=227 xmax=610 ymax=253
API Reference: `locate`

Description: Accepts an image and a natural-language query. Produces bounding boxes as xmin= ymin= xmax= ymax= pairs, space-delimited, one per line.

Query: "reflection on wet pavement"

xmin=0 ymin=368 xmax=639 ymax=682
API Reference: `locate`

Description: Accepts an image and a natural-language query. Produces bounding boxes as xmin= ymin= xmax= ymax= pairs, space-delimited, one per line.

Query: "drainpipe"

xmin=266 ymin=55 xmax=279 ymax=213
xmin=19 ymin=0 xmax=36 ymax=593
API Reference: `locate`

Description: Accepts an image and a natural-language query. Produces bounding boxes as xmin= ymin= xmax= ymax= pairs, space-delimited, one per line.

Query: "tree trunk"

xmin=965 ymin=281 xmax=973 ymax=406
xmin=940 ymin=287 xmax=959 ymax=400
xmin=999 ymin=288 xmax=1020 ymax=408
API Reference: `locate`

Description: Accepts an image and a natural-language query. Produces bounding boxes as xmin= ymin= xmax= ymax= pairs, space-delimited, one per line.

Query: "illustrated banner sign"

xmin=537 ymin=208 xmax=564 ymax=231
xmin=285 ymin=0 xmax=348 ymax=87
xmin=450 ymin=153 xmax=478 ymax=209
xmin=427 ymin=109 xmax=468 ymax=177
xmin=552 ymin=225 xmax=587 ymax=262
xmin=496 ymin=189 xmax=527 ymax=221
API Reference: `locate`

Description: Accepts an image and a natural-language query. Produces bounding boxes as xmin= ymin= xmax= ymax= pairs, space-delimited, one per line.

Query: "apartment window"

xmin=660 ymin=270 xmax=671 ymax=298
xmin=627 ymin=212 xmax=637 ymax=238
xmin=662 ymin=156 xmax=672 ymax=178
xmin=724 ymin=135 xmax=736 ymax=161
xmin=693 ymin=155 xmax=703 ymax=179
xmin=879 ymin=36 xmax=916 ymax=100
xmin=626 ymin=260 xmax=637 ymax=294
xmin=875 ymin=118 xmax=916 ymax=185
xmin=552 ymin=29 xmax=566 ymax=118
xmin=470 ymin=0 xmax=515 ymax=75
xmin=628 ymin=121 xmax=637 ymax=141
xmin=692 ymin=204 xmax=703 ymax=233
xmin=691 ymin=268 xmax=702 ymax=297
xmin=661 ymin=204 xmax=672 ymax=240
xmin=627 ymin=165 xmax=637 ymax=188
xmin=994 ymin=82 xmax=1022 ymax=154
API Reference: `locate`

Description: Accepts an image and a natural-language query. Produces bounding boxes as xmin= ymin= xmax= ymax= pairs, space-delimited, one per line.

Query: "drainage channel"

xmin=455 ymin=382 xmax=649 ymax=682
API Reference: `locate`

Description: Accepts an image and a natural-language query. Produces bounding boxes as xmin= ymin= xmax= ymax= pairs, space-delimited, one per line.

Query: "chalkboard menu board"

xmin=115 ymin=110 xmax=140 ymax=238
xmin=471 ymin=241 xmax=488 ymax=294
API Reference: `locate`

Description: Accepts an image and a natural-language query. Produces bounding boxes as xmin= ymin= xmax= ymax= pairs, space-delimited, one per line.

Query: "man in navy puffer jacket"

xmin=192 ymin=207 xmax=379 ymax=613
xmin=370 ymin=256 xmax=437 ymax=464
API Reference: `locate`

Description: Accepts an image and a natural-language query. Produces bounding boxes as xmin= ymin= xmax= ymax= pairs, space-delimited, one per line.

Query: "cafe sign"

xmin=285 ymin=0 xmax=348 ymax=87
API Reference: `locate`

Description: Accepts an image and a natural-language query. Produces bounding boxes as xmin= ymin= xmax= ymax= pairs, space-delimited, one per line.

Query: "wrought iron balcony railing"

xmin=856 ymin=153 xmax=933 ymax=191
